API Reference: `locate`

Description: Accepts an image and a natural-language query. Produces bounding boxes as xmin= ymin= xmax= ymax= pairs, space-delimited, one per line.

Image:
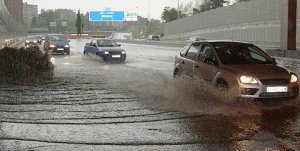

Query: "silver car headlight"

xmin=240 ymin=75 xmax=258 ymax=84
xmin=291 ymin=74 xmax=298 ymax=83
xmin=104 ymin=51 xmax=109 ymax=55
xmin=121 ymin=51 xmax=126 ymax=54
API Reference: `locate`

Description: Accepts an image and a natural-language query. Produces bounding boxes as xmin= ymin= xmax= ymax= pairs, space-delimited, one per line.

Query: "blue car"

xmin=84 ymin=38 xmax=126 ymax=62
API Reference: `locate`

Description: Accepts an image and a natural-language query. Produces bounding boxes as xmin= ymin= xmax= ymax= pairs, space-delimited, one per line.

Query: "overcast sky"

xmin=23 ymin=0 xmax=196 ymax=20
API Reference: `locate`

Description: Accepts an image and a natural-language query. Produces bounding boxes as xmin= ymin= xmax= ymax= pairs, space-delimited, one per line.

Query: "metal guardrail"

xmin=0 ymin=35 xmax=24 ymax=49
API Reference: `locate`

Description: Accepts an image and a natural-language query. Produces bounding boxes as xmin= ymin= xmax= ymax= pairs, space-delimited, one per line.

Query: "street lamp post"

xmin=147 ymin=0 xmax=150 ymax=37
xmin=178 ymin=0 xmax=179 ymax=19
xmin=136 ymin=7 xmax=139 ymax=39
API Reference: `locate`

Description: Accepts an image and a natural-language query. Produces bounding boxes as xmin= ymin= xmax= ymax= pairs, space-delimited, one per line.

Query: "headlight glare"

xmin=64 ymin=45 xmax=69 ymax=48
xmin=104 ymin=51 xmax=109 ymax=55
xmin=240 ymin=75 xmax=258 ymax=84
xmin=291 ymin=74 xmax=298 ymax=83
xmin=49 ymin=45 xmax=56 ymax=48
xmin=121 ymin=51 xmax=126 ymax=54
xmin=33 ymin=40 xmax=37 ymax=43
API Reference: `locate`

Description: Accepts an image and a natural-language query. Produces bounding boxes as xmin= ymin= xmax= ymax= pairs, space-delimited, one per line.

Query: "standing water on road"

xmin=0 ymin=39 xmax=299 ymax=150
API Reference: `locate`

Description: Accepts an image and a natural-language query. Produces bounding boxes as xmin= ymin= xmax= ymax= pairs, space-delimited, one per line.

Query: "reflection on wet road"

xmin=0 ymin=39 xmax=299 ymax=150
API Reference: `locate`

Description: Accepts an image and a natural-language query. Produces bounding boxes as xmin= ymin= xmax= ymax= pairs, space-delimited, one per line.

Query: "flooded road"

xmin=0 ymin=39 xmax=300 ymax=150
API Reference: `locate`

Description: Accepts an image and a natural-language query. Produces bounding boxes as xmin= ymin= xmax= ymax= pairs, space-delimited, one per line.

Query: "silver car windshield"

xmin=213 ymin=43 xmax=274 ymax=64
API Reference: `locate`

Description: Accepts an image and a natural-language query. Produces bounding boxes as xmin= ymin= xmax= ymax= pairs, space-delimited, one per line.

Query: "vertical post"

xmin=136 ymin=7 xmax=139 ymax=39
xmin=178 ymin=0 xmax=180 ymax=19
xmin=281 ymin=0 xmax=297 ymax=53
xmin=147 ymin=0 xmax=150 ymax=37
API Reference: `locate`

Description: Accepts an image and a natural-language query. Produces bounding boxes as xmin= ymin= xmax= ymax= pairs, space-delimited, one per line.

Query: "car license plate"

xmin=112 ymin=55 xmax=121 ymax=58
xmin=267 ymin=86 xmax=288 ymax=93
xmin=57 ymin=48 xmax=64 ymax=51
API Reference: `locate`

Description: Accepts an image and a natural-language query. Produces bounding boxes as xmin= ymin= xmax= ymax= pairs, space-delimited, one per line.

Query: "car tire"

xmin=216 ymin=80 xmax=228 ymax=91
xmin=173 ymin=68 xmax=182 ymax=78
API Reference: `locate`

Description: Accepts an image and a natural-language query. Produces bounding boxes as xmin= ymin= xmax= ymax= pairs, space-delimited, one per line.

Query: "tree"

xmin=235 ymin=0 xmax=251 ymax=3
xmin=38 ymin=10 xmax=59 ymax=27
xmin=76 ymin=10 xmax=82 ymax=35
xmin=161 ymin=7 xmax=189 ymax=22
xmin=161 ymin=8 xmax=179 ymax=22
xmin=178 ymin=1 xmax=193 ymax=17
xmin=193 ymin=0 xmax=229 ymax=14
xmin=31 ymin=15 xmax=38 ymax=28
xmin=210 ymin=0 xmax=228 ymax=8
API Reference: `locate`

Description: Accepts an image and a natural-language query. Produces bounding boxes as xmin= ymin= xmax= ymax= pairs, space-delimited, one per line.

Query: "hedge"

xmin=0 ymin=46 xmax=54 ymax=84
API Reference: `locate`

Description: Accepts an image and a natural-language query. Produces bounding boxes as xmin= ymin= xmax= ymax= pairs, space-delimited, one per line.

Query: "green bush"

xmin=0 ymin=46 xmax=54 ymax=84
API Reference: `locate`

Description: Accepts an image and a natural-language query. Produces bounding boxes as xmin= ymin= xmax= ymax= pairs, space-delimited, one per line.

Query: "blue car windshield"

xmin=97 ymin=39 xmax=118 ymax=47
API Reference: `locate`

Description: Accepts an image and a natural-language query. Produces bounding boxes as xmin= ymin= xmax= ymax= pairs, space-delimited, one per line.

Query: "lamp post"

xmin=147 ymin=0 xmax=150 ymax=37
xmin=178 ymin=0 xmax=180 ymax=19
xmin=136 ymin=7 xmax=139 ymax=39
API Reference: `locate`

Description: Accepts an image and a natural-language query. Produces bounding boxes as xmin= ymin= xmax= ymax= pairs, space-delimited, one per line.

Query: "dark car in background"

xmin=84 ymin=38 xmax=126 ymax=62
xmin=25 ymin=35 xmax=42 ymax=46
xmin=148 ymin=35 xmax=160 ymax=41
xmin=44 ymin=34 xmax=70 ymax=55
xmin=174 ymin=40 xmax=299 ymax=99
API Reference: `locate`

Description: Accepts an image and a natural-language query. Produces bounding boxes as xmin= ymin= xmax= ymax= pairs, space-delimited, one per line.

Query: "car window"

xmin=85 ymin=41 xmax=91 ymax=46
xmin=49 ymin=35 xmax=67 ymax=41
xmin=213 ymin=43 xmax=273 ymax=64
xmin=27 ymin=36 xmax=39 ymax=40
xmin=200 ymin=44 xmax=217 ymax=63
xmin=186 ymin=43 xmax=201 ymax=61
xmin=249 ymin=47 xmax=267 ymax=62
xmin=91 ymin=40 xmax=97 ymax=46
xmin=180 ymin=45 xmax=190 ymax=57
xmin=97 ymin=39 xmax=118 ymax=47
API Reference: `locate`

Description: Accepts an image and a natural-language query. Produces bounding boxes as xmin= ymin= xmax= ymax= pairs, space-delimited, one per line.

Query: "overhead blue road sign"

xmin=89 ymin=11 xmax=125 ymax=21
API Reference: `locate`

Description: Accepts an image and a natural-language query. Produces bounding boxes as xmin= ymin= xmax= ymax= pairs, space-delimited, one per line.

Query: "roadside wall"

xmin=0 ymin=0 xmax=26 ymax=48
xmin=164 ymin=0 xmax=300 ymax=48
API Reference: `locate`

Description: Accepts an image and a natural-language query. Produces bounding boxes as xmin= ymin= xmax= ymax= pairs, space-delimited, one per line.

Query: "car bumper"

xmin=25 ymin=42 xmax=39 ymax=46
xmin=103 ymin=54 xmax=126 ymax=62
xmin=50 ymin=47 xmax=70 ymax=54
xmin=239 ymin=82 xmax=299 ymax=99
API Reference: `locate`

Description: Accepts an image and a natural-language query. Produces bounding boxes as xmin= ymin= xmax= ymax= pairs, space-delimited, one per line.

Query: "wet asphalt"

xmin=0 ymin=39 xmax=299 ymax=151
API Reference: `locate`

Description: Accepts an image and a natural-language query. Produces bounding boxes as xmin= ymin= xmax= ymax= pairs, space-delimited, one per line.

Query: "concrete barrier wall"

xmin=164 ymin=0 xmax=300 ymax=48
xmin=0 ymin=0 xmax=26 ymax=34
xmin=0 ymin=0 xmax=26 ymax=48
